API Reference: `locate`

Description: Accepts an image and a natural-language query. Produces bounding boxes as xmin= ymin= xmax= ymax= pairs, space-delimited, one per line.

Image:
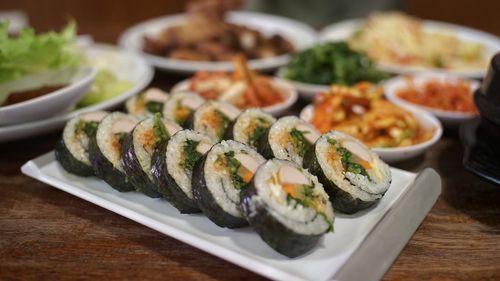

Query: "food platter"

xmin=22 ymin=151 xmax=441 ymax=281
xmin=118 ymin=11 xmax=318 ymax=74
xmin=0 ymin=44 xmax=153 ymax=142
xmin=319 ymin=19 xmax=500 ymax=78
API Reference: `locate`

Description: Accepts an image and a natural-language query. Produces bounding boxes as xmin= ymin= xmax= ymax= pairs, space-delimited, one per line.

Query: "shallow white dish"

xmin=300 ymin=104 xmax=443 ymax=163
xmin=0 ymin=43 xmax=153 ymax=142
xmin=383 ymin=74 xmax=480 ymax=127
xmin=118 ymin=11 xmax=318 ymax=74
xmin=0 ymin=66 xmax=97 ymax=126
xmin=171 ymin=78 xmax=298 ymax=116
xmin=276 ymin=67 xmax=330 ymax=100
xmin=22 ymin=151 xmax=441 ymax=281
xmin=319 ymin=19 xmax=500 ymax=78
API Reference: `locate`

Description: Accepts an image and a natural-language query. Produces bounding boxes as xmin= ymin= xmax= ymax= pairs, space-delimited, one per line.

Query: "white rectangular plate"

xmin=22 ymin=152 xmax=441 ymax=281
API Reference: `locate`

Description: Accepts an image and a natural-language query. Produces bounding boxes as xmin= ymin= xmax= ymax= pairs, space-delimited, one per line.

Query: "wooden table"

xmin=1 ymin=69 xmax=499 ymax=280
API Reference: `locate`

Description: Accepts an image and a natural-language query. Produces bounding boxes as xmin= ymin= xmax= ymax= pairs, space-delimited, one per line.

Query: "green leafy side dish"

xmin=0 ymin=21 xmax=80 ymax=84
xmin=284 ymin=41 xmax=388 ymax=85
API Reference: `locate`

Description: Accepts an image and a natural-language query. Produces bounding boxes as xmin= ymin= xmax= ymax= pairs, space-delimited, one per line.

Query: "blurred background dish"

xmin=299 ymin=83 xmax=442 ymax=162
xmin=119 ymin=11 xmax=317 ymax=73
xmin=0 ymin=66 xmax=96 ymax=126
xmin=301 ymin=103 xmax=442 ymax=162
xmin=0 ymin=43 xmax=153 ymax=142
xmin=171 ymin=57 xmax=297 ymax=116
xmin=319 ymin=14 xmax=500 ymax=78
xmin=277 ymin=41 xmax=389 ymax=100
xmin=384 ymin=74 xmax=479 ymax=127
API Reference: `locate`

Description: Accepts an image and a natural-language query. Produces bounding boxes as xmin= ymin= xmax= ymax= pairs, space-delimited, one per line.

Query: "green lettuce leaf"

xmin=0 ymin=21 xmax=80 ymax=84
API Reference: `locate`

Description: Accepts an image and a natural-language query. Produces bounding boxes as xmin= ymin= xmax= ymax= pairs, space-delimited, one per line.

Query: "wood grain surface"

xmin=1 ymin=1 xmax=500 ymax=280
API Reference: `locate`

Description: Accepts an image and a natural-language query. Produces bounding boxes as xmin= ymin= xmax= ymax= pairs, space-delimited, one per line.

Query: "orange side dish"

xmin=396 ymin=80 xmax=478 ymax=113
xmin=188 ymin=57 xmax=284 ymax=109
xmin=311 ymin=82 xmax=433 ymax=148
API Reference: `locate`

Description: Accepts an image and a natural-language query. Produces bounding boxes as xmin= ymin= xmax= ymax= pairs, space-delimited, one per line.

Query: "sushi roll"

xmin=303 ymin=131 xmax=391 ymax=214
xmin=192 ymin=140 xmax=265 ymax=228
xmin=89 ymin=112 xmax=139 ymax=192
xmin=151 ymin=129 xmax=215 ymax=213
xmin=225 ymin=108 xmax=276 ymax=149
xmin=240 ymin=159 xmax=334 ymax=258
xmin=55 ymin=111 xmax=108 ymax=177
xmin=191 ymin=100 xmax=241 ymax=142
xmin=121 ymin=113 xmax=182 ymax=198
xmin=162 ymin=92 xmax=205 ymax=128
xmin=257 ymin=116 xmax=320 ymax=165
xmin=125 ymin=88 xmax=169 ymax=118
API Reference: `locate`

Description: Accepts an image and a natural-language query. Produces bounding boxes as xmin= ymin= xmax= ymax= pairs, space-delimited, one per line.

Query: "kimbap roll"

xmin=192 ymin=140 xmax=265 ymax=228
xmin=191 ymin=100 xmax=241 ymax=142
xmin=303 ymin=131 xmax=391 ymax=214
xmin=89 ymin=112 xmax=139 ymax=192
xmin=121 ymin=113 xmax=182 ymax=198
xmin=257 ymin=116 xmax=320 ymax=165
xmin=225 ymin=108 xmax=276 ymax=149
xmin=55 ymin=111 xmax=108 ymax=177
xmin=162 ymin=92 xmax=205 ymax=128
xmin=151 ymin=129 xmax=215 ymax=213
xmin=125 ymin=88 xmax=169 ymax=118
xmin=240 ymin=159 xmax=334 ymax=258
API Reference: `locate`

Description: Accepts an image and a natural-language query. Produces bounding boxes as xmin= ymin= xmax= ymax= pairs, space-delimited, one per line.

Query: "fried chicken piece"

xmin=168 ymin=48 xmax=212 ymax=61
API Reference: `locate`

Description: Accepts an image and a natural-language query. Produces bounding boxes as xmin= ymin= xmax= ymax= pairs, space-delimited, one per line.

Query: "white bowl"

xmin=0 ymin=67 xmax=97 ymax=126
xmin=171 ymin=78 xmax=298 ymax=116
xmin=0 ymin=43 xmax=153 ymax=142
xmin=118 ymin=11 xmax=318 ymax=74
xmin=383 ymin=74 xmax=479 ymax=127
xmin=300 ymin=104 xmax=443 ymax=163
xmin=319 ymin=18 xmax=500 ymax=78
xmin=276 ymin=67 xmax=330 ymax=100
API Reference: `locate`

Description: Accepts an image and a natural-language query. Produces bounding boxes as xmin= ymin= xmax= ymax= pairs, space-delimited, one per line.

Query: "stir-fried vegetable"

xmin=311 ymin=83 xmax=433 ymax=147
xmin=284 ymin=41 xmax=388 ymax=85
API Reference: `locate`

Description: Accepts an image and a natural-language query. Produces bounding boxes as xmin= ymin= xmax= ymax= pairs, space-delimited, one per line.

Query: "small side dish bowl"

xmin=300 ymin=104 xmax=443 ymax=163
xmin=171 ymin=78 xmax=298 ymax=116
xmin=383 ymin=74 xmax=480 ymax=127
xmin=0 ymin=67 xmax=97 ymax=126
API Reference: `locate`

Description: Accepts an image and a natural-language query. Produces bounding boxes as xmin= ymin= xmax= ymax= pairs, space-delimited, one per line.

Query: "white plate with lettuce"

xmin=0 ymin=23 xmax=153 ymax=142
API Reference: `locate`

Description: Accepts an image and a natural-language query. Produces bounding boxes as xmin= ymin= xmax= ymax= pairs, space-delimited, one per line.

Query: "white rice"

xmin=166 ymin=130 xmax=215 ymax=199
xmin=162 ymin=92 xmax=205 ymax=126
xmin=132 ymin=117 xmax=181 ymax=180
xmin=203 ymin=140 xmax=265 ymax=218
xmin=232 ymin=109 xmax=276 ymax=148
xmin=268 ymin=116 xmax=320 ymax=164
xmin=193 ymin=101 xmax=241 ymax=141
xmin=251 ymin=159 xmax=334 ymax=235
xmin=315 ymin=131 xmax=391 ymax=202
xmin=96 ymin=112 xmax=138 ymax=172
xmin=63 ymin=111 xmax=108 ymax=165
xmin=125 ymin=88 xmax=169 ymax=119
